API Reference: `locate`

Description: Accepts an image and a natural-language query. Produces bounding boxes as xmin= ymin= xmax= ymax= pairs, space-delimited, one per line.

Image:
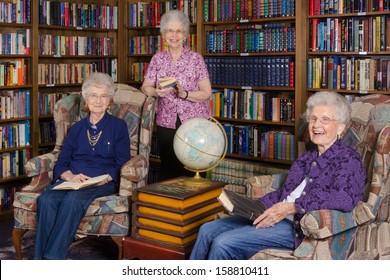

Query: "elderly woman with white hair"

xmin=190 ymin=91 xmax=366 ymax=260
xmin=34 ymin=72 xmax=130 ymax=259
xmin=141 ymin=10 xmax=212 ymax=180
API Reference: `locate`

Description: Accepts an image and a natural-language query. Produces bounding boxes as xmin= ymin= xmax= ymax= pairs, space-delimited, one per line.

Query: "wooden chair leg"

xmin=111 ymin=236 xmax=124 ymax=260
xmin=12 ymin=228 xmax=29 ymax=260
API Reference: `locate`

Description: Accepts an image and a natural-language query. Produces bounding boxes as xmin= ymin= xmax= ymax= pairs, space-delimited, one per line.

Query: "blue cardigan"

xmin=53 ymin=112 xmax=131 ymax=184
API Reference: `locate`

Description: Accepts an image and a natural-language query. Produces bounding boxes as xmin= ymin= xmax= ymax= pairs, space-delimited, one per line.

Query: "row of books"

xmin=0 ymin=149 xmax=30 ymax=178
xmin=0 ymin=120 xmax=30 ymax=150
xmin=128 ymin=0 xmax=197 ymax=27
xmin=39 ymin=35 xmax=115 ymax=56
xmin=39 ymin=120 xmax=55 ymax=144
xmin=129 ymin=34 xmax=197 ymax=55
xmin=0 ymin=89 xmax=31 ymax=119
xmin=208 ymin=158 xmax=288 ymax=195
xmin=0 ymin=29 xmax=30 ymax=55
xmin=0 ymin=59 xmax=26 ymax=86
xmin=38 ymin=92 xmax=73 ymax=115
xmin=37 ymin=59 xmax=118 ymax=85
xmin=310 ymin=16 xmax=390 ymax=53
xmin=223 ymin=124 xmax=295 ymax=160
xmin=205 ymin=56 xmax=294 ymax=87
xmin=205 ymin=23 xmax=295 ymax=53
xmin=38 ymin=0 xmax=118 ymax=29
xmin=131 ymin=62 xmax=149 ymax=82
xmin=203 ymin=0 xmax=296 ymax=22
xmin=307 ymin=56 xmax=390 ymax=91
xmin=211 ymin=89 xmax=295 ymax=122
xmin=0 ymin=0 xmax=30 ymax=24
xmin=309 ymin=0 xmax=390 ymax=15
xmin=0 ymin=184 xmax=23 ymax=211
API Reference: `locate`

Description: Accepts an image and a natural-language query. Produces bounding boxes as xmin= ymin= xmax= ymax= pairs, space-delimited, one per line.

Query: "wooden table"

xmin=123 ymin=237 xmax=193 ymax=260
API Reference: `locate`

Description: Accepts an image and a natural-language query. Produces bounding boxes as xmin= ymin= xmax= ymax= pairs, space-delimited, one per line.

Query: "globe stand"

xmin=181 ymin=169 xmax=212 ymax=187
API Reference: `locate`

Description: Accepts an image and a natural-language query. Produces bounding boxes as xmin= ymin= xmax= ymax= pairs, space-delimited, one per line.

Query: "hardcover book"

xmin=218 ymin=188 xmax=266 ymax=221
xmin=132 ymin=199 xmax=224 ymax=225
xmin=52 ymin=174 xmax=108 ymax=190
xmin=158 ymin=77 xmax=177 ymax=89
xmin=132 ymin=177 xmax=226 ymax=210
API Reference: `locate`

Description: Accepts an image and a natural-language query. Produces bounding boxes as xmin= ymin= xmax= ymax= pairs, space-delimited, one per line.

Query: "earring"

xmin=337 ymin=134 xmax=341 ymax=140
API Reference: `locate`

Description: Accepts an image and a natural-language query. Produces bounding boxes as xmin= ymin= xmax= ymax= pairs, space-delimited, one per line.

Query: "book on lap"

xmin=52 ymin=174 xmax=109 ymax=190
xmin=218 ymin=188 xmax=266 ymax=221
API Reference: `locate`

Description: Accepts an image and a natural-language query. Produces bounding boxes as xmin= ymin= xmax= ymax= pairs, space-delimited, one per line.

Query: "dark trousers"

xmin=157 ymin=117 xmax=194 ymax=181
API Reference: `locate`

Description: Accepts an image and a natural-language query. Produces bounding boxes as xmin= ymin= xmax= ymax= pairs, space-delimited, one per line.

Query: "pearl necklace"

xmin=87 ymin=130 xmax=102 ymax=146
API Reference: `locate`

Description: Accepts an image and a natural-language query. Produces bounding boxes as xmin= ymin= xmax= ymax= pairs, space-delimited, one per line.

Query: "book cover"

xmin=52 ymin=174 xmax=109 ymax=190
xmin=218 ymin=188 xmax=266 ymax=221
xmin=132 ymin=177 xmax=226 ymax=210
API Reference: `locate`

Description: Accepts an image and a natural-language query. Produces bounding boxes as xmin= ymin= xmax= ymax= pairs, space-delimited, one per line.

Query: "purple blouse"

xmin=144 ymin=47 xmax=211 ymax=129
xmin=259 ymin=140 xmax=366 ymax=248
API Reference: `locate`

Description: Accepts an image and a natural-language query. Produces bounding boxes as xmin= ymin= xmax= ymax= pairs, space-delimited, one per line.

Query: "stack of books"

xmin=131 ymin=177 xmax=226 ymax=251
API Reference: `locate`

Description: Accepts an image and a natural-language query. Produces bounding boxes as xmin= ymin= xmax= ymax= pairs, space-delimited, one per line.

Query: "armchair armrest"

xmin=119 ymin=154 xmax=148 ymax=196
xmin=300 ymin=201 xmax=375 ymax=239
xmin=246 ymin=173 xmax=288 ymax=199
xmin=22 ymin=151 xmax=59 ymax=193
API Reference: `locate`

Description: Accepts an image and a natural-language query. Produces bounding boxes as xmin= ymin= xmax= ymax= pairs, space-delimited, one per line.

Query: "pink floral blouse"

xmin=144 ymin=47 xmax=211 ymax=129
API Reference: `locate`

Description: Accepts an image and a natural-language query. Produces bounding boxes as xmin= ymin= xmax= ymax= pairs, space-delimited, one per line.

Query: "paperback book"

xmin=52 ymin=174 xmax=109 ymax=190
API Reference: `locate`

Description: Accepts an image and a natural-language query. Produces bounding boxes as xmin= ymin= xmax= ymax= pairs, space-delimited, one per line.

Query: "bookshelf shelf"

xmin=205 ymin=0 xmax=304 ymax=165
xmin=0 ymin=0 xmax=123 ymax=219
xmin=307 ymin=0 xmax=390 ymax=100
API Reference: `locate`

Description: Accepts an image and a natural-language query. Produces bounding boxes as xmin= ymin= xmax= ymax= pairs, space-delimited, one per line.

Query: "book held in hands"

xmin=158 ymin=77 xmax=177 ymax=89
xmin=218 ymin=188 xmax=266 ymax=221
xmin=52 ymin=174 xmax=109 ymax=190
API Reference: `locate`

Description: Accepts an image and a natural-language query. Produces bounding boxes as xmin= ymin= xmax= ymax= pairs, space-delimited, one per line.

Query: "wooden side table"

xmin=123 ymin=237 xmax=192 ymax=260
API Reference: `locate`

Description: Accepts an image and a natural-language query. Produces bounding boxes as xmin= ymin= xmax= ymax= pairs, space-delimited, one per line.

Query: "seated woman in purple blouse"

xmin=34 ymin=73 xmax=131 ymax=259
xmin=141 ymin=10 xmax=212 ymax=180
xmin=190 ymin=91 xmax=366 ymax=260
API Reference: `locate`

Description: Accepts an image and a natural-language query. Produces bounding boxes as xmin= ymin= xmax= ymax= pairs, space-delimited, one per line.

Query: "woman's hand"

xmin=253 ymin=202 xmax=296 ymax=228
xmin=156 ymin=85 xmax=173 ymax=97
xmin=60 ymin=170 xmax=90 ymax=183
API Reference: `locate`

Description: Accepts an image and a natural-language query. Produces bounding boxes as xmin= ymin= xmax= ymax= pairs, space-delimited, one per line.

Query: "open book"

xmin=217 ymin=189 xmax=266 ymax=221
xmin=52 ymin=174 xmax=109 ymax=190
xmin=158 ymin=77 xmax=177 ymax=89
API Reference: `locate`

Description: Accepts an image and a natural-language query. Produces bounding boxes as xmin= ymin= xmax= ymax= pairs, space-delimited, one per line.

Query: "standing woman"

xmin=34 ymin=72 xmax=131 ymax=259
xmin=141 ymin=10 xmax=212 ymax=180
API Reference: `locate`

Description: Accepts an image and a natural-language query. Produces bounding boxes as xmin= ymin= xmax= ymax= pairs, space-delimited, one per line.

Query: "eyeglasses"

xmin=88 ymin=94 xmax=110 ymax=101
xmin=306 ymin=116 xmax=338 ymax=124
xmin=165 ymin=29 xmax=184 ymax=35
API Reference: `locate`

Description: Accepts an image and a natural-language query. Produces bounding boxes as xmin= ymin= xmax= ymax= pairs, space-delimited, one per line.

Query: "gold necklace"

xmin=87 ymin=130 xmax=102 ymax=146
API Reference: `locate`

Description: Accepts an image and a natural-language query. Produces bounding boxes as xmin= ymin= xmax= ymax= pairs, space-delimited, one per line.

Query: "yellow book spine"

xmin=138 ymin=188 xmax=222 ymax=209
xmin=138 ymin=229 xmax=197 ymax=246
xmin=137 ymin=213 xmax=220 ymax=234
xmin=138 ymin=201 xmax=222 ymax=222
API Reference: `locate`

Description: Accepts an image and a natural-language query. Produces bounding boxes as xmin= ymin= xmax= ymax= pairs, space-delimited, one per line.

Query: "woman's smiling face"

xmin=163 ymin=21 xmax=186 ymax=50
xmin=308 ymin=105 xmax=346 ymax=154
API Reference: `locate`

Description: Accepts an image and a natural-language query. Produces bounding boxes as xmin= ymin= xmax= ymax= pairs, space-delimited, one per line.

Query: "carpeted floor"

xmin=0 ymin=219 xmax=118 ymax=260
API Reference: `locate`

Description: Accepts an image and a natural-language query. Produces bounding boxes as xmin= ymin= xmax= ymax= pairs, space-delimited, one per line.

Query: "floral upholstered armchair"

xmin=12 ymin=84 xmax=157 ymax=259
xmin=241 ymin=94 xmax=390 ymax=260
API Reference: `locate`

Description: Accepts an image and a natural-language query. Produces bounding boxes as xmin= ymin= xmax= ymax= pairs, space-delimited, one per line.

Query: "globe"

xmin=173 ymin=117 xmax=227 ymax=183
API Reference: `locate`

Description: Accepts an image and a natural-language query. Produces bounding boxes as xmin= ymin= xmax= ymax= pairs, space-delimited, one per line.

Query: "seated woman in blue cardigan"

xmin=34 ymin=72 xmax=131 ymax=260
